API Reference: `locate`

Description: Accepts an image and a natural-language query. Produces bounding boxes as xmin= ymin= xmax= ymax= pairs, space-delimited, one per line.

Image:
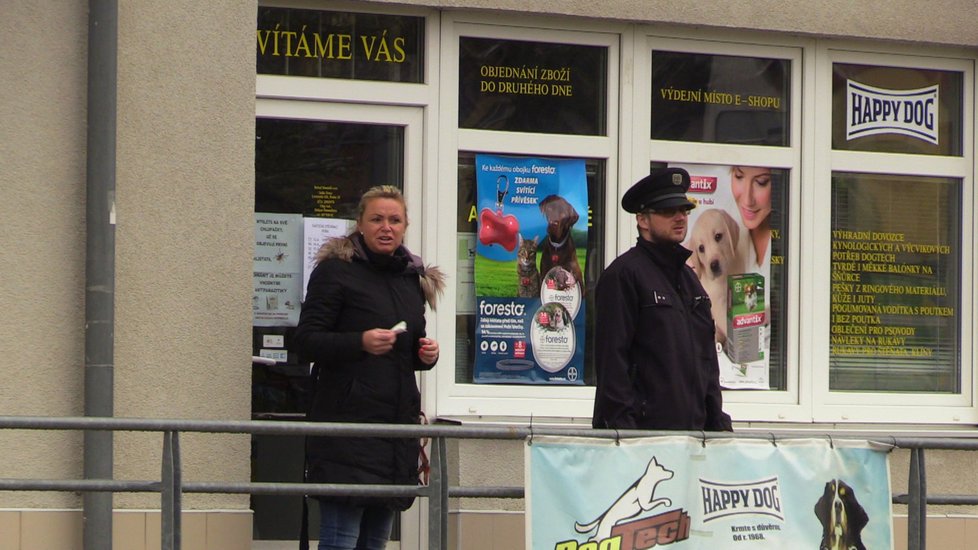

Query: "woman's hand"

xmin=418 ymin=337 xmax=439 ymax=365
xmin=362 ymin=328 xmax=397 ymax=355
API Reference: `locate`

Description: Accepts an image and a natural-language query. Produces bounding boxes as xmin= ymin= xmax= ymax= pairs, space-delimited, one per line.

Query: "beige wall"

xmin=0 ymin=0 xmax=256 ymax=510
xmin=112 ymin=0 xmax=256 ymax=510
xmin=0 ymin=2 xmax=89 ymax=509
xmin=391 ymin=0 xmax=978 ymax=48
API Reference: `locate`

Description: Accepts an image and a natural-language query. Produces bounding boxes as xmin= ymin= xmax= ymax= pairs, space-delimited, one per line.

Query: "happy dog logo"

xmin=846 ymin=80 xmax=939 ymax=145
xmin=557 ymin=457 xmax=690 ymax=550
xmin=700 ymin=477 xmax=784 ymax=522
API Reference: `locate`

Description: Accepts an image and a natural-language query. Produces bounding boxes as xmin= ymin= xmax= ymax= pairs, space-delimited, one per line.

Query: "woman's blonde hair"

xmin=357 ymin=185 xmax=407 ymax=222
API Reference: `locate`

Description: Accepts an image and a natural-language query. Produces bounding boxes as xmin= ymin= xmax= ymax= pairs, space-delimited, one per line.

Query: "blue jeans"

xmin=317 ymin=499 xmax=395 ymax=550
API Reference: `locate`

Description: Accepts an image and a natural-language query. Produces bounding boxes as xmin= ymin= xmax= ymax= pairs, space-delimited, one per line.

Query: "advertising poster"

xmin=456 ymin=233 xmax=477 ymax=315
xmin=473 ymin=154 xmax=588 ymax=384
xmin=527 ymin=436 xmax=893 ymax=550
xmin=254 ymin=213 xmax=303 ymax=327
xmin=675 ymin=163 xmax=772 ymax=389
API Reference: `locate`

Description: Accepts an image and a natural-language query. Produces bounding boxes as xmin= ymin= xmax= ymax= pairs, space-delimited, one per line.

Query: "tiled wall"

xmin=892 ymin=515 xmax=978 ymax=550
xmin=4 ymin=510 xmax=977 ymax=548
xmin=450 ymin=512 xmax=978 ymax=550
xmin=0 ymin=510 xmax=251 ymax=550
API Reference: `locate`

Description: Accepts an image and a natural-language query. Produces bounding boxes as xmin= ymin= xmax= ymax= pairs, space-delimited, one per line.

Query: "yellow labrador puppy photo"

xmin=686 ymin=208 xmax=746 ymax=344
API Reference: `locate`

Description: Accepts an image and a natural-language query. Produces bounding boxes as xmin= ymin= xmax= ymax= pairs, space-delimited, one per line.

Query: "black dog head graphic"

xmin=813 ymin=479 xmax=868 ymax=550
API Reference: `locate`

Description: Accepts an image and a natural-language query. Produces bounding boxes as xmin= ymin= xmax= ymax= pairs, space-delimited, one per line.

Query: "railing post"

xmin=427 ymin=436 xmax=448 ymax=550
xmin=161 ymin=430 xmax=183 ymax=550
xmin=908 ymin=447 xmax=926 ymax=550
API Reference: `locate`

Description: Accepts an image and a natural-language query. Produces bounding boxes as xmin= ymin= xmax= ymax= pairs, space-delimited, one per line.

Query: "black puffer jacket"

xmin=294 ymin=234 xmax=445 ymax=510
xmin=592 ymin=238 xmax=732 ymax=431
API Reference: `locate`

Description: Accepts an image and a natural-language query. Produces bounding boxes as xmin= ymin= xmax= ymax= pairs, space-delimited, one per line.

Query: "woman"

xmin=730 ymin=166 xmax=773 ymax=354
xmin=730 ymin=165 xmax=773 ymax=273
xmin=294 ymin=185 xmax=445 ymax=550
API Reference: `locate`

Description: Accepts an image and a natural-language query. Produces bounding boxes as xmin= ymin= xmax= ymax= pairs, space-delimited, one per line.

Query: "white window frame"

xmin=433 ymin=12 xmax=624 ymax=420
xmin=809 ymin=44 xmax=976 ymax=424
xmin=258 ymin=2 xmax=978 ymax=427
xmin=433 ymin=17 xmax=978 ymax=426
xmin=632 ymin=32 xmax=810 ymax=423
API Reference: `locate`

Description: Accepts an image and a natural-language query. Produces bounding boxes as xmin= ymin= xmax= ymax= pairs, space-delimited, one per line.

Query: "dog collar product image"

xmin=529 ymin=302 xmax=576 ymax=373
xmin=540 ymin=266 xmax=582 ymax=319
xmin=495 ymin=359 xmax=535 ymax=371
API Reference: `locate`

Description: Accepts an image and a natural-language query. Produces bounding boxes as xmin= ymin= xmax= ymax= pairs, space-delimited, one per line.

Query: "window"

xmin=257 ymin=7 xmax=425 ymax=82
xmin=829 ymin=172 xmax=962 ymax=393
xmin=436 ymin=17 xmax=620 ymax=418
xmin=651 ymin=51 xmax=790 ymax=146
xmin=640 ymin=40 xmax=802 ymax=402
xmin=813 ymin=50 xmax=973 ymax=422
xmin=253 ymin=116 xmax=406 ymax=413
xmin=458 ymin=37 xmax=608 ymax=135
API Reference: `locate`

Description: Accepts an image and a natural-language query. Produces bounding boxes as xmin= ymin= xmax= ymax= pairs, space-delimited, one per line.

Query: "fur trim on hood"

xmin=315 ymin=235 xmax=447 ymax=311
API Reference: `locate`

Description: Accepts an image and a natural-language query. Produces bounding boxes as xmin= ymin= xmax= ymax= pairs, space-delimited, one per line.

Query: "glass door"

xmin=251 ymin=99 xmax=423 ymax=544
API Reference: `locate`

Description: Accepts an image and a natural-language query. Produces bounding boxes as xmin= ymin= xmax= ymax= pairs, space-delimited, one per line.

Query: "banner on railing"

xmin=526 ymin=436 xmax=893 ymax=550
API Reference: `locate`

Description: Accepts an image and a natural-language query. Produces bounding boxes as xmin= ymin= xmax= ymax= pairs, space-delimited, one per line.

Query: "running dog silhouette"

xmin=575 ymin=456 xmax=675 ymax=542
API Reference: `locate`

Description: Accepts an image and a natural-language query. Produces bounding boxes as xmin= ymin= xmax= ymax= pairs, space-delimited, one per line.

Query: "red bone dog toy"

xmin=478 ymin=174 xmax=521 ymax=252
xmin=478 ymin=207 xmax=520 ymax=252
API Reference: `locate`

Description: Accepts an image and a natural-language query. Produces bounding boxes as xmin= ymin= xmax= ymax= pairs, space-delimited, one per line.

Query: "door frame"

xmin=254 ymin=98 xmax=429 ymax=550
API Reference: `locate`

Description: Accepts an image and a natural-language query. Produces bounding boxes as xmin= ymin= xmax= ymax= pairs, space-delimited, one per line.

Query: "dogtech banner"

xmin=473 ymin=154 xmax=588 ymax=384
xmin=526 ymin=436 xmax=893 ymax=550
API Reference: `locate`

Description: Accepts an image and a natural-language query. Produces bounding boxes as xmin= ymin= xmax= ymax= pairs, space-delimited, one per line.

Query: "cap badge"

xmin=672 ymin=173 xmax=683 ymax=186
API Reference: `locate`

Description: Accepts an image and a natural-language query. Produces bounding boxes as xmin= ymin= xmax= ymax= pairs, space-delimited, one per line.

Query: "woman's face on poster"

xmin=731 ymin=166 xmax=772 ymax=231
xmin=358 ymin=197 xmax=407 ymax=255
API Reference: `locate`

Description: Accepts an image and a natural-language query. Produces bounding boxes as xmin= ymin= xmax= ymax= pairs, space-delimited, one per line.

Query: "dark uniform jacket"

xmin=294 ymin=234 xmax=444 ymax=510
xmin=592 ymin=237 xmax=732 ymax=431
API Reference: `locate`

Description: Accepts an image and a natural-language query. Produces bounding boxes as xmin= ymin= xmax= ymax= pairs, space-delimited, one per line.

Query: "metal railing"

xmin=1 ymin=416 xmax=978 ymax=549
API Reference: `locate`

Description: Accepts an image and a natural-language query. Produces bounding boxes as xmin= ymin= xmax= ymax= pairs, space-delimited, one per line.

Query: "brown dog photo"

xmin=538 ymin=195 xmax=584 ymax=295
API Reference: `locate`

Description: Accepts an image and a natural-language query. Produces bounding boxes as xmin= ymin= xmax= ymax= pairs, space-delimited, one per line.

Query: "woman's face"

xmin=731 ymin=166 xmax=773 ymax=231
xmin=358 ymin=197 xmax=407 ymax=255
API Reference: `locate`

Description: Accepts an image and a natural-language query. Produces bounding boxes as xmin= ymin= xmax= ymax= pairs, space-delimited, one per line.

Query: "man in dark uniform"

xmin=592 ymin=167 xmax=732 ymax=431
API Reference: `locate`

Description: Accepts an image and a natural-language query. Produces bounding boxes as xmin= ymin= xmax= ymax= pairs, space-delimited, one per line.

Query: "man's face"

xmin=637 ymin=206 xmax=689 ymax=244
